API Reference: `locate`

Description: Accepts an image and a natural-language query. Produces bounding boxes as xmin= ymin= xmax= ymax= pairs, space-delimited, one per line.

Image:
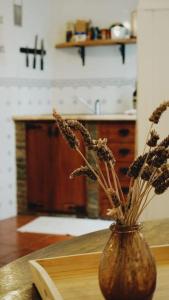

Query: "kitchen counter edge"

xmin=13 ymin=114 xmax=137 ymax=122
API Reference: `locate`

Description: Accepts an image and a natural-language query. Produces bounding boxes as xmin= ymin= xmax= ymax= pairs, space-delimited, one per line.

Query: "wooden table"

xmin=0 ymin=218 xmax=169 ymax=300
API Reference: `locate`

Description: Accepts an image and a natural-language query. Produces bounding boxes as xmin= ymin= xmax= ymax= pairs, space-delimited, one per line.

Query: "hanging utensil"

xmin=40 ymin=39 xmax=44 ymax=70
xmin=26 ymin=46 xmax=29 ymax=67
xmin=33 ymin=34 xmax=38 ymax=69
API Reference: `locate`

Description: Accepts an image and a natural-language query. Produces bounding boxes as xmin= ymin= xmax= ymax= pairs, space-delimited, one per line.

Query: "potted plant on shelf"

xmin=53 ymin=101 xmax=169 ymax=300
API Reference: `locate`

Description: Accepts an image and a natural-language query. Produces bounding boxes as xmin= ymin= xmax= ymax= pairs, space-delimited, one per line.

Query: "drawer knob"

xmin=119 ymin=148 xmax=130 ymax=156
xmin=118 ymin=128 xmax=130 ymax=137
xmin=119 ymin=167 xmax=128 ymax=175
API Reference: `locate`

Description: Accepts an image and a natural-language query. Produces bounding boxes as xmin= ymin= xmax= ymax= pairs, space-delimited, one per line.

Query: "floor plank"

xmin=0 ymin=215 xmax=73 ymax=267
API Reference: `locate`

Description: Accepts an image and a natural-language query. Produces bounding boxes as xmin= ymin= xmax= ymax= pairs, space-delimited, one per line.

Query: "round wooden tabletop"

xmin=0 ymin=218 xmax=169 ymax=300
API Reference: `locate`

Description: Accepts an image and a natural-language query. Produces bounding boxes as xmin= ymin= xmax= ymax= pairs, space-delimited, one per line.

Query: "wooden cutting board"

xmin=29 ymin=245 xmax=169 ymax=300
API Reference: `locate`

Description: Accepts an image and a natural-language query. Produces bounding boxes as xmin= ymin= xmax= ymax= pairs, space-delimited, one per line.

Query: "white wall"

xmin=138 ymin=0 xmax=169 ymax=221
xmin=54 ymin=0 xmax=138 ymax=79
xmin=0 ymin=0 xmax=57 ymax=219
xmin=0 ymin=0 xmax=56 ymax=78
xmin=0 ymin=0 xmax=138 ymax=220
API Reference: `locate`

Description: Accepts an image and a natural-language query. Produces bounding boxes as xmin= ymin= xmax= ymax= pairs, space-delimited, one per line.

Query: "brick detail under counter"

xmin=15 ymin=122 xmax=28 ymax=214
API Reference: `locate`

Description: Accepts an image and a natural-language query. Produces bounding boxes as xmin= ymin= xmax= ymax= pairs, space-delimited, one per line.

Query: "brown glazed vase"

xmin=99 ymin=224 xmax=157 ymax=300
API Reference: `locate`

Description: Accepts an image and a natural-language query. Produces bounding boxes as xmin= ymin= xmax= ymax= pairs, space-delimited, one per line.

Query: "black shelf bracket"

xmin=77 ymin=46 xmax=85 ymax=66
xmin=119 ymin=44 xmax=125 ymax=64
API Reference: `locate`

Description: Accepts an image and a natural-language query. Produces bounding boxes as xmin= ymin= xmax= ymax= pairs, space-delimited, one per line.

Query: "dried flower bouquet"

xmin=53 ymin=101 xmax=169 ymax=226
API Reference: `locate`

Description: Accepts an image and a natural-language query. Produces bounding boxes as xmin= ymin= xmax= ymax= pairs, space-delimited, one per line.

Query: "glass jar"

xmin=99 ymin=223 xmax=156 ymax=300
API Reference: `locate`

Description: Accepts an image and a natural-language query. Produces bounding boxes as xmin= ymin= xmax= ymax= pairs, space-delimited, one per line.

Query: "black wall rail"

xmin=20 ymin=44 xmax=46 ymax=70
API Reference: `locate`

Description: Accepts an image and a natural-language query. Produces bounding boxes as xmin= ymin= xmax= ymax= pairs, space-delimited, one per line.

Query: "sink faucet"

xmin=95 ymin=99 xmax=101 ymax=115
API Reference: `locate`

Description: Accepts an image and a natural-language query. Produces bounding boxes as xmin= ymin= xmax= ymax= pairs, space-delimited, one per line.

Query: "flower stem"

xmin=76 ymin=147 xmax=113 ymax=207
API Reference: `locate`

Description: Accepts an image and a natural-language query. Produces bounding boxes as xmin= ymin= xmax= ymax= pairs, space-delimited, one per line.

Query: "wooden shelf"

xmin=55 ymin=37 xmax=136 ymax=65
xmin=55 ymin=37 xmax=136 ymax=48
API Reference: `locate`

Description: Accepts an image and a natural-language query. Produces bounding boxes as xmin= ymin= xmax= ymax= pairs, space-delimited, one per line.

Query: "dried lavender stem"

xmin=96 ymin=163 xmax=109 ymax=189
xmin=138 ymin=180 xmax=147 ymax=197
xmin=76 ymin=147 xmax=113 ymax=207
xmin=137 ymin=147 xmax=152 ymax=193
xmin=109 ymin=161 xmax=124 ymax=219
xmin=131 ymin=180 xmax=152 ymax=223
xmin=129 ymin=177 xmax=134 ymax=192
xmin=90 ymin=151 xmax=109 ymax=189
xmin=142 ymin=123 xmax=154 ymax=154
xmin=126 ymin=178 xmax=142 ymax=224
xmin=130 ymin=177 xmax=155 ymax=224
xmin=115 ymin=173 xmax=125 ymax=204
xmin=135 ymin=124 xmax=154 ymax=198
xmin=139 ymin=181 xmax=152 ymax=200
xmin=130 ymin=178 xmax=139 ymax=206
xmin=136 ymin=193 xmax=156 ymax=222
xmin=117 ymin=206 xmax=124 ymax=221
xmin=133 ymin=187 xmax=154 ymax=223
xmin=109 ymin=161 xmax=120 ymax=201
xmin=139 ymin=168 xmax=157 ymax=199
xmin=105 ymin=162 xmax=113 ymax=189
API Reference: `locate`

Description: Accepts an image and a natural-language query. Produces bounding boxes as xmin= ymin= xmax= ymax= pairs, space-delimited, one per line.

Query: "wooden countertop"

xmin=13 ymin=113 xmax=136 ymax=122
xmin=0 ymin=218 xmax=168 ymax=299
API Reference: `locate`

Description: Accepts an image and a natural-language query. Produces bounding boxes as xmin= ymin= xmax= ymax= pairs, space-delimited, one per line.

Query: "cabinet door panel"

xmin=54 ymin=129 xmax=86 ymax=213
xmin=26 ymin=122 xmax=86 ymax=213
xmin=26 ymin=122 xmax=51 ymax=210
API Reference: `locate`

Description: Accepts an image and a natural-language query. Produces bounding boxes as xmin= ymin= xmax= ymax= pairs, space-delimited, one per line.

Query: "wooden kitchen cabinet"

xmin=25 ymin=120 xmax=135 ymax=218
xmin=98 ymin=121 xmax=136 ymax=217
xmin=26 ymin=122 xmax=86 ymax=214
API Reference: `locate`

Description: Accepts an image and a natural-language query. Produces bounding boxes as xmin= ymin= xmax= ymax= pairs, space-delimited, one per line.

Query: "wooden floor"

xmin=0 ymin=215 xmax=73 ymax=267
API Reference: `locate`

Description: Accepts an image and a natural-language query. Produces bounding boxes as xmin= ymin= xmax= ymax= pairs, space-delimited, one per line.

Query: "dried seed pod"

xmin=151 ymin=148 xmax=169 ymax=168
xmin=147 ymin=146 xmax=168 ymax=165
xmin=126 ymin=188 xmax=133 ymax=211
xmin=67 ymin=120 xmax=94 ymax=149
xmin=70 ymin=166 xmax=97 ymax=181
xmin=147 ymin=130 xmax=159 ymax=147
xmin=107 ymin=189 xmax=120 ymax=208
xmin=154 ymin=179 xmax=169 ymax=194
xmin=128 ymin=154 xmax=147 ymax=178
xmin=149 ymin=101 xmax=169 ymax=124
xmin=141 ymin=165 xmax=154 ymax=181
xmin=95 ymin=138 xmax=115 ymax=163
xmin=53 ymin=110 xmax=79 ymax=148
xmin=152 ymin=169 xmax=169 ymax=187
xmin=159 ymin=135 xmax=169 ymax=148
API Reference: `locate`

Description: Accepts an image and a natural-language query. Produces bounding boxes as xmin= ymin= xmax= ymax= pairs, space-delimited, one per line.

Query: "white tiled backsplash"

xmin=0 ymin=77 xmax=135 ymax=220
xmin=52 ymin=78 xmax=135 ymax=114
xmin=57 ymin=85 xmax=133 ymax=115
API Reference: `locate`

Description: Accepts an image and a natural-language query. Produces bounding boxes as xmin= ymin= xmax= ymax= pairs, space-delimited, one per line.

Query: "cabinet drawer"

xmin=99 ymin=161 xmax=131 ymax=185
xmin=99 ymin=121 xmax=135 ymax=143
xmin=108 ymin=143 xmax=135 ymax=161
xmin=114 ymin=161 xmax=131 ymax=184
xmin=121 ymin=185 xmax=129 ymax=196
